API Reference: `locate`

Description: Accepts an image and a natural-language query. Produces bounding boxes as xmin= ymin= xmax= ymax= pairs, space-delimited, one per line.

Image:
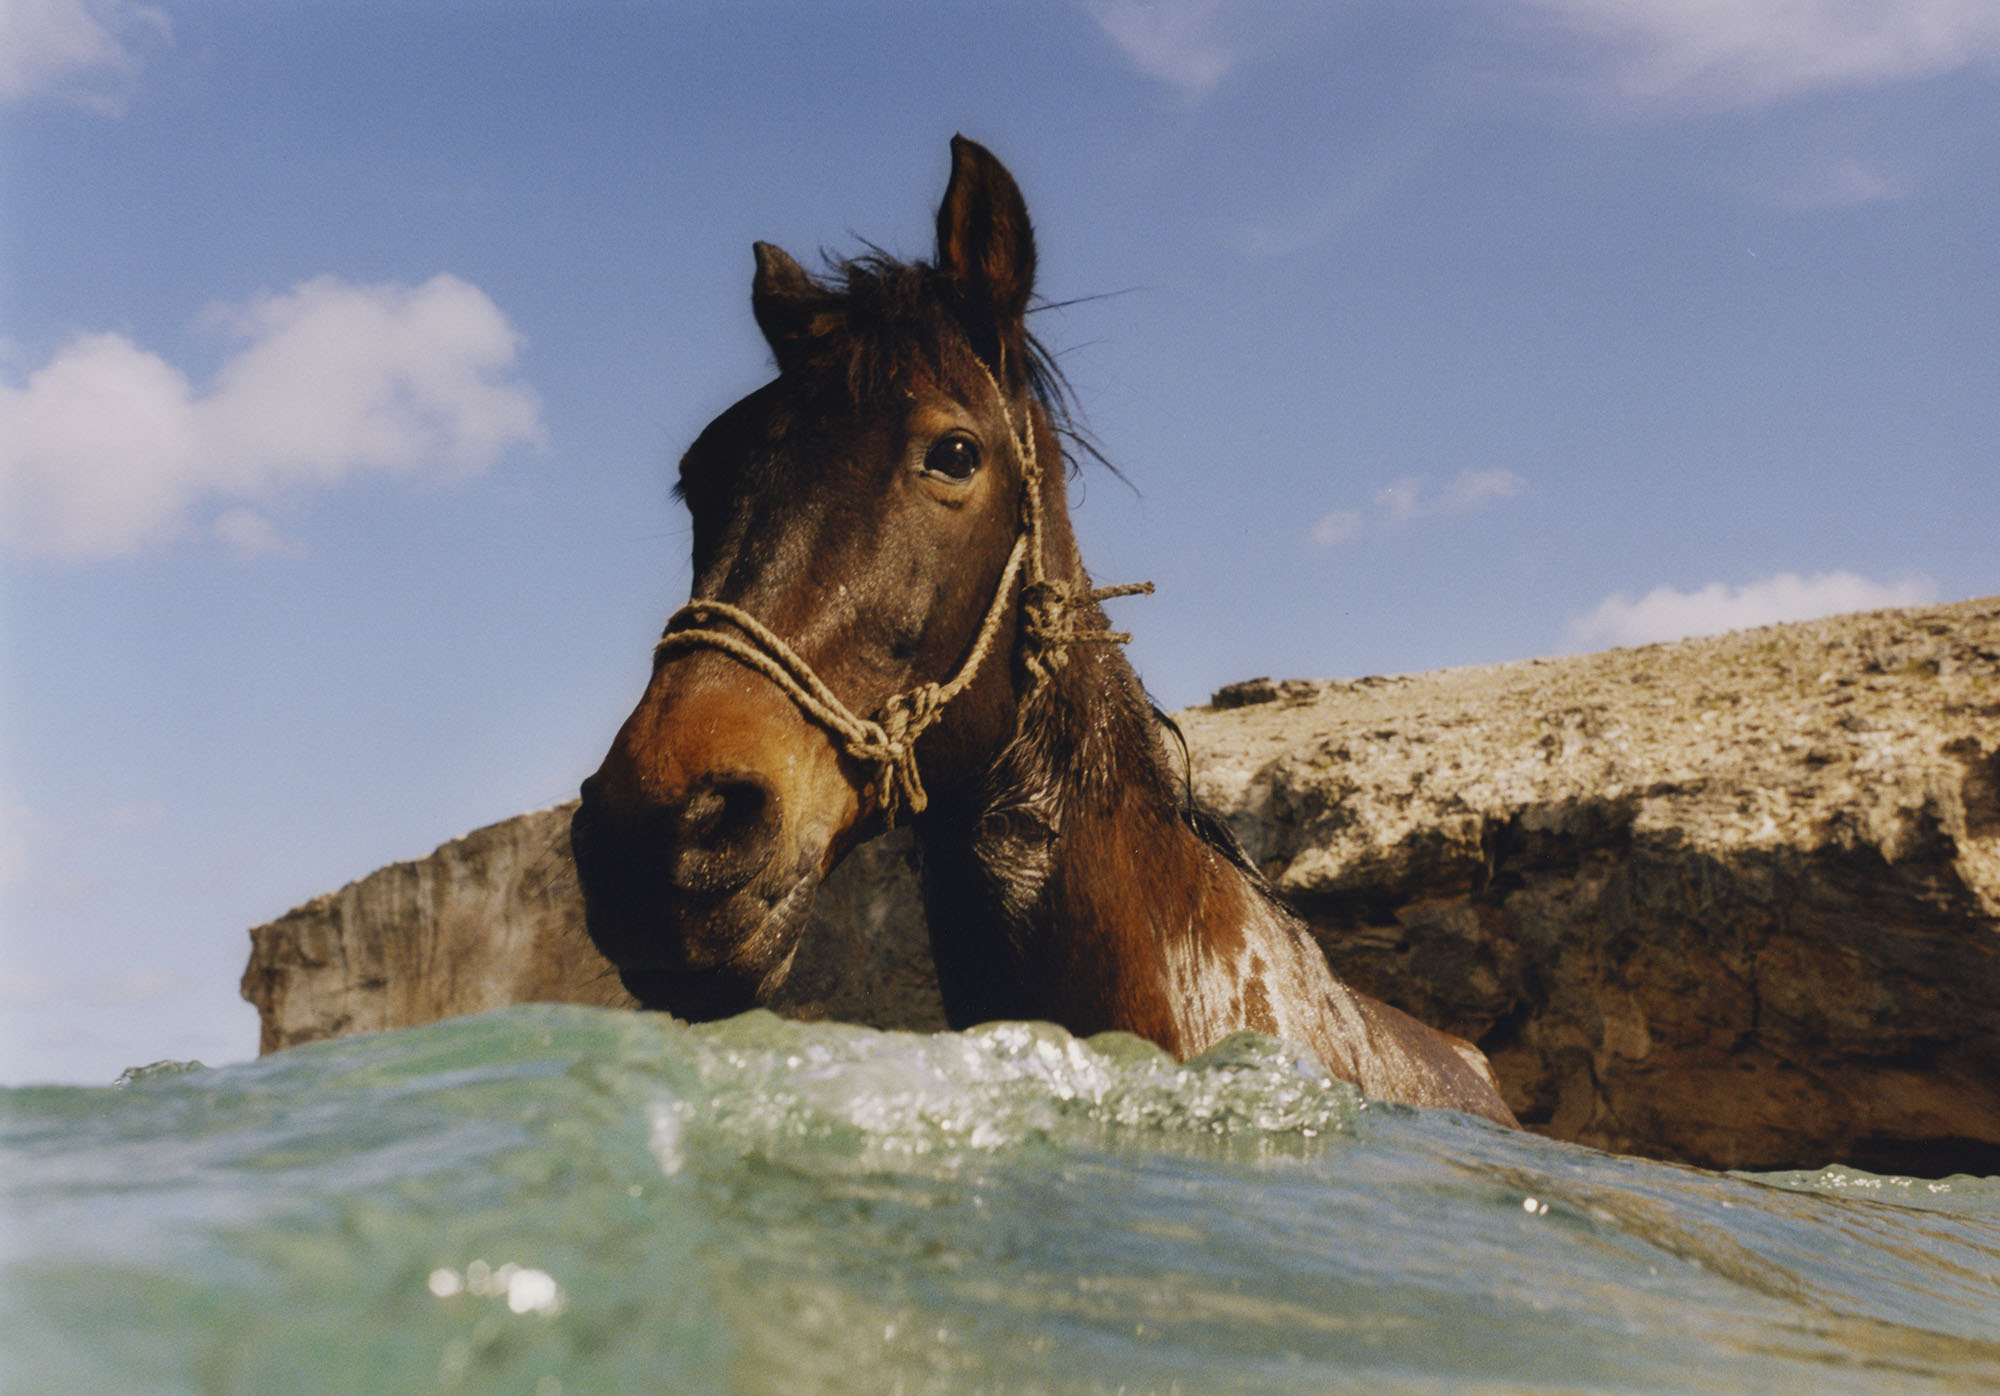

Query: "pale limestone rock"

xmin=241 ymin=804 xmax=632 ymax=1053
xmin=241 ymin=809 xmax=939 ymax=1055
xmin=1183 ymin=594 xmax=2000 ymax=1173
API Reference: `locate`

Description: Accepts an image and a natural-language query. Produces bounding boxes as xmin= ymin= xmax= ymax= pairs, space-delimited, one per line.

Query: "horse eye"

xmin=922 ymin=433 xmax=982 ymax=482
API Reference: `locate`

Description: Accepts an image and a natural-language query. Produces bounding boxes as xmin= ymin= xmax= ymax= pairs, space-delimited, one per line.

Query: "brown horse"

xmin=572 ymin=137 xmax=1517 ymax=1126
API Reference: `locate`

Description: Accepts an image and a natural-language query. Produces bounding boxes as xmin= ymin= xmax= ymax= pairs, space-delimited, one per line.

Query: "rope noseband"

xmin=653 ymin=366 xmax=1150 ymax=824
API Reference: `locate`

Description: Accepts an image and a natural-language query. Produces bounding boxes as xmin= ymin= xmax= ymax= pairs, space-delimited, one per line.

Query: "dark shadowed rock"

xmin=243 ymin=596 xmax=2000 ymax=1172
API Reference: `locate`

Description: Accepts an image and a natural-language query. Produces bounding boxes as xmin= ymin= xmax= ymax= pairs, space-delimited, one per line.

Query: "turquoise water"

xmin=6 ymin=1006 xmax=2000 ymax=1395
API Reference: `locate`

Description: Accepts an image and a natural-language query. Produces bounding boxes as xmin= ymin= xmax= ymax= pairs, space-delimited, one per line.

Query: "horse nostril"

xmin=668 ymin=770 xmax=780 ymax=893
xmin=679 ymin=772 xmax=768 ymax=847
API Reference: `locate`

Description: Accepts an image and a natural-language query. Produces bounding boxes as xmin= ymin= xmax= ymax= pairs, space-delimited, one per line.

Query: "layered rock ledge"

xmin=243 ymin=596 xmax=2000 ymax=1173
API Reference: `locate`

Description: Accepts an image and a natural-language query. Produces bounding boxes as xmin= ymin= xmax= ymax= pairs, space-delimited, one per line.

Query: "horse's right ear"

xmin=935 ymin=135 xmax=1037 ymax=370
xmin=752 ymin=241 xmax=832 ymax=371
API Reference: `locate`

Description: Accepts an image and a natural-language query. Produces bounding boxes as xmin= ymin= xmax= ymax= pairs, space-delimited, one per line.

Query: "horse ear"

xmin=934 ymin=135 xmax=1037 ymax=367
xmin=752 ymin=241 xmax=830 ymax=370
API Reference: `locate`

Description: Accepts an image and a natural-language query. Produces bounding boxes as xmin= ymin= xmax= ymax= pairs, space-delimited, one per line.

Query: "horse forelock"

xmin=774 ymin=252 xmax=1080 ymax=461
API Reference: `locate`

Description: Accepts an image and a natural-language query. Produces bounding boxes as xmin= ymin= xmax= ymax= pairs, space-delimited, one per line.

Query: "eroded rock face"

xmin=241 ymin=810 xmax=940 ymax=1055
xmin=1184 ymin=596 xmax=2000 ymax=1174
xmin=242 ymin=805 xmax=632 ymax=1053
xmin=243 ymin=597 xmax=2000 ymax=1173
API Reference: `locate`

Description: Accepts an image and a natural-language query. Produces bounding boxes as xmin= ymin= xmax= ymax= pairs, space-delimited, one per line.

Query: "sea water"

xmin=5 ymin=1004 xmax=1999 ymax=1395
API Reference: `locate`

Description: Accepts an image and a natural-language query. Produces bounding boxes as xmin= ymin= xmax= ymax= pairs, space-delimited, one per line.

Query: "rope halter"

xmin=653 ymin=365 xmax=1151 ymax=825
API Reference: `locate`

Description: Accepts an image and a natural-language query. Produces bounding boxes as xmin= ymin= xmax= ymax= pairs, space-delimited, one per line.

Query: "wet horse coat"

xmin=571 ymin=137 xmax=1518 ymax=1127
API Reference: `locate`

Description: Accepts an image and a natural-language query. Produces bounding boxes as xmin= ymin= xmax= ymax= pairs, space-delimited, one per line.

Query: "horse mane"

xmin=787 ymin=250 xmax=1106 ymax=479
xmin=1152 ymin=701 xmax=1282 ymax=893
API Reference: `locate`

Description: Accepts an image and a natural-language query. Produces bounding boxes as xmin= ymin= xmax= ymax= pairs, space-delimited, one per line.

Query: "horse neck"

xmin=910 ymin=410 xmax=1521 ymax=1127
xmin=915 ymin=478 xmax=1296 ymax=1051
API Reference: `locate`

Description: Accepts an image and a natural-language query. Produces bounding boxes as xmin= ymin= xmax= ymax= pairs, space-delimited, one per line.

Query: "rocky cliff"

xmin=241 ymin=804 xmax=632 ymax=1053
xmin=243 ymin=596 xmax=2000 ymax=1173
xmin=1186 ymin=596 xmax=2000 ymax=1176
xmin=242 ymin=809 xmax=942 ymax=1056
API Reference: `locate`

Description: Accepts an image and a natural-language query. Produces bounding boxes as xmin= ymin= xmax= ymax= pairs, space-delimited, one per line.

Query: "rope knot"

xmin=875 ymin=682 xmax=945 ymax=742
xmin=1018 ymin=578 xmax=1156 ymax=683
xmin=860 ymin=682 xmax=952 ymax=824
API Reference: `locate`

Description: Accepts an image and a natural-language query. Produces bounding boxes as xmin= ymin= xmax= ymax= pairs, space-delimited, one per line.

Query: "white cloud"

xmin=1372 ymin=475 xmax=1427 ymax=522
xmin=1312 ymin=468 xmax=1528 ymax=546
xmin=1394 ymin=469 xmax=1528 ymax=519
xmin=1442 ymin=467 xmax=1528 ymax=510
xmin=1309 ymin=509 xmax=1364 ymax=546
xmin=1091 ymin=0 xmax=1244 ymax=95
xmin=212 ymin=506 xmax=296 ymax=558
xmin=0 ymin=274 xmax=544 ymax=561
xmin=1503 ymin=0 xmax=2000 ymax=107
xmin=0 ymin=0 xmax=169 ymax=112
xmin=1780 ymin=156 xmax=1910 ymax=208
xmin=1566 ymin=570 xmax=1939 ymax=649
xmin=1093 ymin=3 xmax=2000 ymax=109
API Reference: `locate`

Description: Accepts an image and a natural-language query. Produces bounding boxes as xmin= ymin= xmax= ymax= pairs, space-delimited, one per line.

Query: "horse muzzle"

xmin=570 ymin=658 xmax=864 ymax=1019
xmin=570 ymin=775 xmax=820 ymax=1014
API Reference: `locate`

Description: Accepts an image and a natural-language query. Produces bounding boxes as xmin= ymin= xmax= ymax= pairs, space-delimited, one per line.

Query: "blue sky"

xmin=3 ymin=0 xmax=1995 ymax=1085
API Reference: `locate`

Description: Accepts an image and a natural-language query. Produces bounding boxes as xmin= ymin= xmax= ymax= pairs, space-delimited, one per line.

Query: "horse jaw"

xmin=597 ymin=868 xmax=821 ymax=1021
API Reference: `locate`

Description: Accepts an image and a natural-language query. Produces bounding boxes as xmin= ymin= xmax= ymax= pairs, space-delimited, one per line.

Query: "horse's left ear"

xmin=935 ymin=135 xmax=1037 ymax=368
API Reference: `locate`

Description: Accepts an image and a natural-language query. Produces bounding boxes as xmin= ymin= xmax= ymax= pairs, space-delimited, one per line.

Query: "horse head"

xmin=572 ymin=137 xmax=1074 ymax=1018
